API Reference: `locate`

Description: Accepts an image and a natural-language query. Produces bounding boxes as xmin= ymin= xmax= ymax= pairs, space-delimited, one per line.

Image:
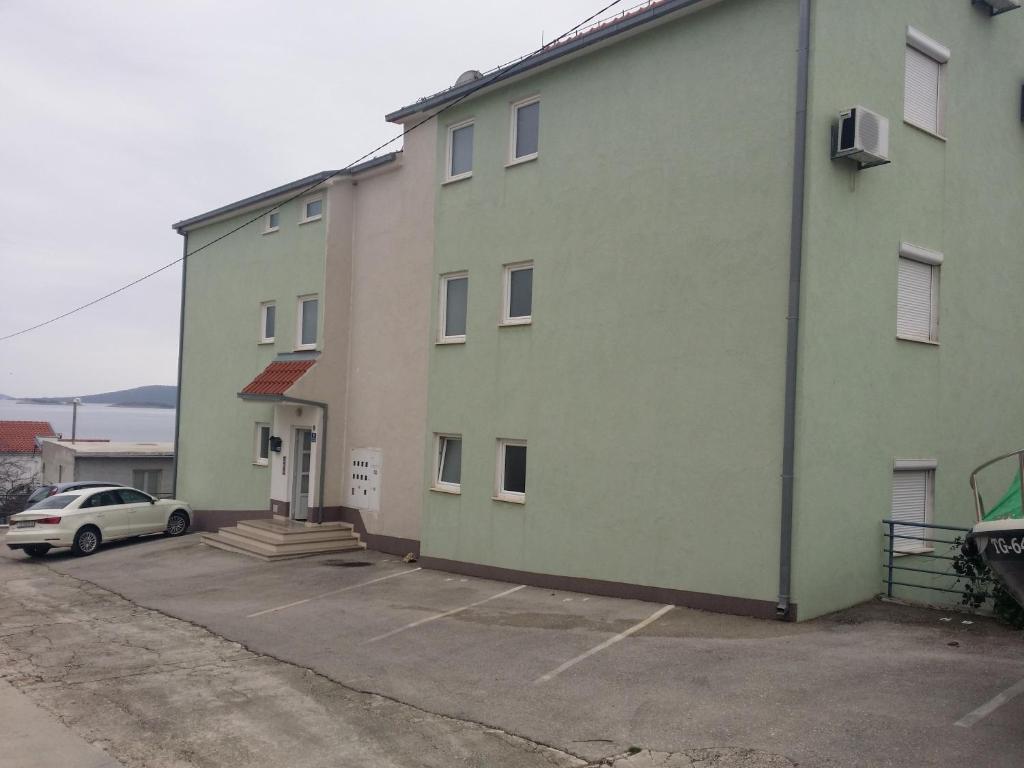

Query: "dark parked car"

xmin=21 ymin=482 xmax=125 ymax=511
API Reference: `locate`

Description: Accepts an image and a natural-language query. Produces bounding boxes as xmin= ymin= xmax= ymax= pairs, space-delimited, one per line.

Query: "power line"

xmin=0 ymin=0 xmax=625 ymax=344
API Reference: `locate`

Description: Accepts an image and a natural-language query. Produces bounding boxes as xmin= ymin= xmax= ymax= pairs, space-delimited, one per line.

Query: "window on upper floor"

xmin=439 ymin=273 xmax=468 ymax=343
xmin=259 ymin=301 xmax=276 ymax=344
xmin=509 ymin=96 xmax=540 ymax=164
xmin=254 ymin=423 xmax=271 ymax=466
xmin=896 ymin=243 xmax=942 ymax=344
xmin=297 ymin=295 xmax=318 ymax=349
xmin=301 ymin=198 xmax=323 ymax=224
xmin=501 ymin=262 xmax=533 ymax=326
xmin=891 ymin=462 xmax=936 ymax=554
xmin=446 ymin=120 xmax=474 ymax=182
xmin=264 ymin=211 xmax=280 ymax=234
xmin=433 ymin=434 xmax=462 ymax=493
xmin=495 ymin=439 xmax=527 ymax=504
xmin=904 ymin=27 xmax=949 ymax=138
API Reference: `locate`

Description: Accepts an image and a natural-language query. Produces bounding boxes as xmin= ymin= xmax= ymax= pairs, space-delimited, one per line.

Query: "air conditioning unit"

xmin=832 ymin=106 xmax=890 ymax=170
xmin=973 ymin=0 xmax=1021 ymax=16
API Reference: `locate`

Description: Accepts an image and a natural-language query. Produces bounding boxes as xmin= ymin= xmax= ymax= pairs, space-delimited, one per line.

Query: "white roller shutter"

xmin=891 ymin=470 xmax=930 ymax=553
xmin=905 ymin=46 xmax=941 ymax=134
xmin=897 ymin=257 xmax=934 ymax=341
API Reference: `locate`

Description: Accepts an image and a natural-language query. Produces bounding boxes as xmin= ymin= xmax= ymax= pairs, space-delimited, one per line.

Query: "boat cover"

xmin=984 ymin=473 xmax=1024 ymax=521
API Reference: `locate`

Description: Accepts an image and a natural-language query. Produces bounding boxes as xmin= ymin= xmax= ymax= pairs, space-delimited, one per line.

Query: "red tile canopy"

xmin=239 ymin=360 xmax=316 ymax=398
xmin=0 ymin=420 xmax=56 ymax=454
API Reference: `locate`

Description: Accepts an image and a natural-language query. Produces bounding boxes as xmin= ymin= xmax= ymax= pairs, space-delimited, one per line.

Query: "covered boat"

xmin=967 ymin=451 xmax=1024 ymax=606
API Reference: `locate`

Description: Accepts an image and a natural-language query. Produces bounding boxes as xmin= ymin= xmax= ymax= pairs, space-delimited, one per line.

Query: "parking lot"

xmin=5 ymin=533 xmax=1024 ymax=767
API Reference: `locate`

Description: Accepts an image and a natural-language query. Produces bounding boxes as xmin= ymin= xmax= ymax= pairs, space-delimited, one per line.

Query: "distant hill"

xmin=23 ymin=385 xmax=177 ymax=409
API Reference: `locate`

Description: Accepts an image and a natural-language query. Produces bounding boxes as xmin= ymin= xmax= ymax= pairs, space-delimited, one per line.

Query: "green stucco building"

xmin=384 ymin=0 xmax=1024 ymax=620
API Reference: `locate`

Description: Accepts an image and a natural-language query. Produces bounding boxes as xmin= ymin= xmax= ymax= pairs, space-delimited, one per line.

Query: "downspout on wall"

xmin=171 ymin=232 xmax=187 ymax=498
xmin=777 ymin=0 xmax=811 ymax=620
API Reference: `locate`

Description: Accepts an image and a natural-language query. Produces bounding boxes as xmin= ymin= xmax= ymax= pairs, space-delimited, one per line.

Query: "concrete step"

xmin=213 ymin=528 xmax=365 ymax=556
xmin=234 ymin=519 xmax=358 ymax=546
xmin=199 ymin=531 xmax=365 ymax=561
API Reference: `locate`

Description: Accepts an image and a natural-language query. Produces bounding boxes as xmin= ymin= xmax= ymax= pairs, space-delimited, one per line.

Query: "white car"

xmin=5 ymin=486 xmax=192 ymax=558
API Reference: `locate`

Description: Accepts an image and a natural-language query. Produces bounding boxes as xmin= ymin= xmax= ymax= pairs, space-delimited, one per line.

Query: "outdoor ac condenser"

xmin=832 ymin=106 xmax=890 ymax=169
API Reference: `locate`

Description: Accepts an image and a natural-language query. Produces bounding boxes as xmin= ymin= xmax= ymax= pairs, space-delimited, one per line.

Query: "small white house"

xmin=39 ymin=440 xmax=175 ymax=496
xmin=0 ymin=420 xmax=56 ymax=488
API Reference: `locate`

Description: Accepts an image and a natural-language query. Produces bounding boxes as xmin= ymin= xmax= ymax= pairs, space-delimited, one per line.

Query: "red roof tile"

xmin=0 ymin=421 xmax=57 ymax=454
xmin=240 ymin=360 xmax=316 ymax=397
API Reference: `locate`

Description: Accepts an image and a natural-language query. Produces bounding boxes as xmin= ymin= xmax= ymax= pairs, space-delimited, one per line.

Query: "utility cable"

xmin=0 ymin=0 xmax=625 ymax=343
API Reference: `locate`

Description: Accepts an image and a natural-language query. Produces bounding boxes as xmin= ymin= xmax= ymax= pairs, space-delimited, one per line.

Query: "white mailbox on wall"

xmin=348 ymin=448 xmax=382 ymax=512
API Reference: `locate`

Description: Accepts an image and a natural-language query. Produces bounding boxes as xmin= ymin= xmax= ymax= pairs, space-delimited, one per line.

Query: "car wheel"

xmin=23 ymin=544 xmax=50 ymax=558
xmin=165 ymin=511 xmax=189 ymax=537
xmin=71 ymin=526 xmax=101 ymax=557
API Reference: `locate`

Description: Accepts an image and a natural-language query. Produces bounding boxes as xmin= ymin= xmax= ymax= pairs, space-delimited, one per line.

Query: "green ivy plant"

xmin=952 ymin=536 xmax=1024 ymax=629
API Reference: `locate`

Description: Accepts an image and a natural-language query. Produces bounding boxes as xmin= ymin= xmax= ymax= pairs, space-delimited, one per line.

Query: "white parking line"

xmin=364 ymin=584 xmax=526 ymax=644
xmin=246 ymin=567 xmax=422 ymax=618
xmin=534 ymin=604 xmax=674 ymax=684
xmin=956 ymin=678 xmax=1024 ymax=728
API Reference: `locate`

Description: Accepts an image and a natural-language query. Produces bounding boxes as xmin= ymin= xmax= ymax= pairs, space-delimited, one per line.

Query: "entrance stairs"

xmin=200 ymin=516 xmax=366 ymax=561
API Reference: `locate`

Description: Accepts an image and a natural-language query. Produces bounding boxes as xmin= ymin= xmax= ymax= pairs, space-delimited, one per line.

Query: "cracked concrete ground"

xmin=0 ymin=557 xmax=790 ymax=768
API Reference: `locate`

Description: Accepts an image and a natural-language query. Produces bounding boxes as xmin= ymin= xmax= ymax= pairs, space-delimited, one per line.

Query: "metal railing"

xmin=882 ymin=518 xmax=973 ymax=598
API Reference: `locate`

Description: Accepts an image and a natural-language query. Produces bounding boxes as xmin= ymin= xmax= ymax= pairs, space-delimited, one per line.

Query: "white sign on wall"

xmin=348 ymin=448 xmax=382 ymax=512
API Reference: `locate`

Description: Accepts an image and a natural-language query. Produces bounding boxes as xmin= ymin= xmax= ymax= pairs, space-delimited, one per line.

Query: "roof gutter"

xmin=777 ymin=0 xmax=811 ymax=621
xmin=384 ymin=0 xmax=722 ymax=123
xmin=237 ymin=393 xmax=329 ymax=526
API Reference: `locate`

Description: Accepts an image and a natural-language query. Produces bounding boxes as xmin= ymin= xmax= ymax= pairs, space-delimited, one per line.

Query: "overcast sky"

xmin=0 ymin=0 xmax=613 ymax=397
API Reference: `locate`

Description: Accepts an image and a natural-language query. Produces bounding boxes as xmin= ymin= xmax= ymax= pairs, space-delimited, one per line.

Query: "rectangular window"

xmin=510 ymin=97 xmax=540 ymax=163
xmin=259 ymin=301 xmax=276 ymax=344
xmin=891 ymin=462 xmax=936 ymax=553
xmin=433 ymin=434 xmax=462 ymax=493
xmin=446 ymin=120 xmax=474 ymax=182
xmin=896 ymin=243 xmax=941 ymax=343
xmin=904 ymin=27 xmax=949 ymax=137
xmin=501 ymin=262 xmax=533 ymax=325
xmin=439 ymin=273 xmax=468 ymax=343
xmin=254 ymin=423 xmax=271 ymax=466
xmin=301 ymin=198 xmax=323 ymax=223
xmin=132 ymin=469 xmax=163 ymax=495
xmin=264 ymin=211 xmax=280 ymax=233
xmin=297 ymin=295 xmax=319 ymax=348
xmin=496 ymin=439 xmax=527 ymax=503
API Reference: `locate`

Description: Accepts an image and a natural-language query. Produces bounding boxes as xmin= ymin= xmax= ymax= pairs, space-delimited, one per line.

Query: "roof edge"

xmin=384 ymin=0 xmax=719 ymax=122
xmin=172 ymin=153 xmax=399 ymax=233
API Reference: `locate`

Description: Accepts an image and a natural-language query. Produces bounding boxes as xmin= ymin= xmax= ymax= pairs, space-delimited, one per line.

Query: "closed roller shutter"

xmin=892 ymin=470 xmax=930 ymax=552
xmin=897 ymin=257 xmax=934 ymax=341
xmin=905 ymin=46 xmax=941 ymax=134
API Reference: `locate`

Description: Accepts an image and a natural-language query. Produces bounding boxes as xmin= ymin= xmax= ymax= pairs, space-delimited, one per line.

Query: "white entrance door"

xmin=291 ymin=428 xmax=313 ymax=521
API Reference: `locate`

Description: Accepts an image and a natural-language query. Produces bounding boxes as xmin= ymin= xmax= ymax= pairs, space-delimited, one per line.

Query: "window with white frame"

xmin=433 ymin=434 xmax=462 ymax=492
xmin=259 ymin=301 xmax=276 ymax=344
xmin=264 ymin=211 xmax=280 ymax=233
xmin=439 ymin=273 xmax=468 ymax=343
xmin=896 ymin=242 xmax=941 ymax=343
xmin=891 ymin=461 xmax=936 ymax=553
xmin=254 ymin=423 xmax=271 ymax=466
xmin=501 ymin=262 xmax=533 ymax=325
xmin=509 ymin=96 xmax=540 ymax=164
xmin=904 ymin=27 xmax=949 ymax=137
xmin=446 ymin=120 xmax=474 ymax=182
xmin=495 ymin=439 xmax=527 ymax=503
xmin=297 ymin=295 xmax=319 ymax=349
xmin=301 ymin=198 xmax=323 ymax=223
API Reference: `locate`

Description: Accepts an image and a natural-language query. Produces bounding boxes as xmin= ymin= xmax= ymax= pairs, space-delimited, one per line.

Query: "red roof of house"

xmin=0 ymin=421 xmax=57 ymax=454
xmin=240 ymin=360 xmax=316 ymax=397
